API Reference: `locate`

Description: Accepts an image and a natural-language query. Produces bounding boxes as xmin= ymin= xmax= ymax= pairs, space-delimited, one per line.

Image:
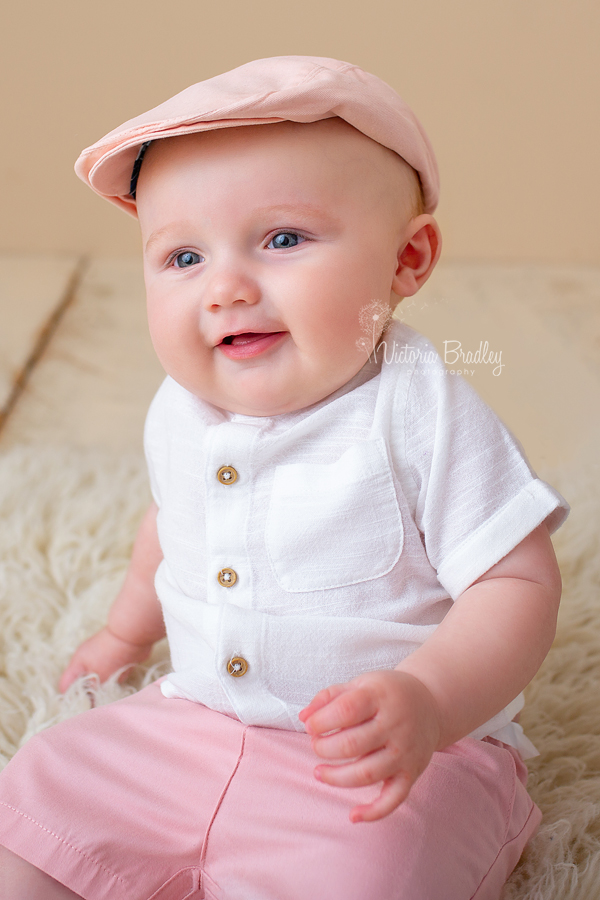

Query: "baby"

xmin=0 ymin=56 xmax=569 ymax=900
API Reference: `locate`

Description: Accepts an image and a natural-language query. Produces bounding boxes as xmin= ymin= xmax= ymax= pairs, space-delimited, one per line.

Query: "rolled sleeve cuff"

xmin=436 ymin=479 xmax=570 ymax=600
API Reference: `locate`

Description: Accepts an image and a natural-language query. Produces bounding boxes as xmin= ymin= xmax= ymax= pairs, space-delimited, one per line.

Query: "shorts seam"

xmin=0 ymin=800 xmax=128 ymax=887
xmin=503 ymin=750 xmax=518 ymax=844
xmin=468 ymin=796 xmax=539 ymax=900
xmin=199 ymin=726 xmax=248 ymax=870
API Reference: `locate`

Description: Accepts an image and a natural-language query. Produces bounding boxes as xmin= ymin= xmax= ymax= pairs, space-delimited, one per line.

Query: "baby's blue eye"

xmin=174 ymin=251 xmax=201 ymax=268
xmin=268 ymin=232 xmax=304 ymax=249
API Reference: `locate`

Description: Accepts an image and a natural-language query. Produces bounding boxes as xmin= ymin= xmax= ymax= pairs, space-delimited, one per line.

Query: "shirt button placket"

xmin=205 ymin=423 xmax=257 ymax=690
xmin=216 ymin=465 xmax=239 ymax=591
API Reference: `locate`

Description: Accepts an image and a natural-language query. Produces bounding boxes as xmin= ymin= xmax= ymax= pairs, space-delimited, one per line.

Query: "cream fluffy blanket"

xmin=0 ymin=443 xmax=598 ymax=899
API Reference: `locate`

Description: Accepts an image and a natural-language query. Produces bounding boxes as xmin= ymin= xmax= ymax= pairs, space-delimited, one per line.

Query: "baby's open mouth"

xmin=221 ymin=332 xmax=282 ymax=346
xmin=218 ymin=331 xmax=286 ymax=360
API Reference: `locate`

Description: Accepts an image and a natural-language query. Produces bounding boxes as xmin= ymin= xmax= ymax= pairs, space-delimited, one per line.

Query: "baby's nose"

xmin=202 ymin=269 xmax=261 ymax=310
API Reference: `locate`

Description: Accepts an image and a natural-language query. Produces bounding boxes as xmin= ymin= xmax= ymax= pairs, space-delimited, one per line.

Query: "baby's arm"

xmin=59 ymin=501 xmax=166 ymax=692
xmin=299 ymin=522 xmax=562 ymax=823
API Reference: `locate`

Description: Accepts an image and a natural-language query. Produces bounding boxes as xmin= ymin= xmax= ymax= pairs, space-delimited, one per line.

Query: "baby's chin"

xmin=172 ymin=360 xmax=367 ymax=418
xmin=216 ymin=395 xmax=322 ymax=418
xmin=187 ymin=384 xmax=335 ymax=419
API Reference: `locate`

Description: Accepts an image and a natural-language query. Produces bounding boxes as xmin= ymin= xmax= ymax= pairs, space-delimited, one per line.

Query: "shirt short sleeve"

xmin=404 ymin=336 xmax=570 ymax=600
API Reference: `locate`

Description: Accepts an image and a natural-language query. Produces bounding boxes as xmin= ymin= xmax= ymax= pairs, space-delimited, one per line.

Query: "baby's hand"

xmin=58 ymin=627 xmax=154 ymax=693
xmin=299 ymin=670 xmax=442 ymax=823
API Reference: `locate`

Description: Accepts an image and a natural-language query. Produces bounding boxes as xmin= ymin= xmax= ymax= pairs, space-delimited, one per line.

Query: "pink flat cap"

xmin=75 ymin=55 xmax=439 ymax=218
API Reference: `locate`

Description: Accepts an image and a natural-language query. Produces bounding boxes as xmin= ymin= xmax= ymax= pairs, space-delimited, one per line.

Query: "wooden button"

xmin=217 ymin=466 xmax=238 ymax=485
xmin=218 ymin=567 xmax=237 ymax=587
xmin=227 ymin=656 xmax=248 ymax=677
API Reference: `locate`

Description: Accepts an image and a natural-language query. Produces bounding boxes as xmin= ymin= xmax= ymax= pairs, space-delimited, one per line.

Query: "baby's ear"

xmin=392 ymin=215 xmax=442 ymax=298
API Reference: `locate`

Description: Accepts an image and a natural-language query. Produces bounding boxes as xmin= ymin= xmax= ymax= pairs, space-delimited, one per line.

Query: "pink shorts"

xmin=0 ymin=680 xmax=541 ymax=900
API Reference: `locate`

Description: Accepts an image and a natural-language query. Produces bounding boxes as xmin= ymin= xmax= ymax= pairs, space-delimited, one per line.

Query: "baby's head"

xmin=76 ymin=56 xmax=442 ymax=416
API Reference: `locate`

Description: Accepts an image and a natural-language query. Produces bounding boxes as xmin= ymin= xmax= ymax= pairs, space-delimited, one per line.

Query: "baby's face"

xmin=137 ymin=118 xmax=421 ymax=416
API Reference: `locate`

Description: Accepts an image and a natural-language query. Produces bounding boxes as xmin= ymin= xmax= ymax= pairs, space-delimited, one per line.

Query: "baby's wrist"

xmin=104 ymin=624 xmax=154 ymax=649
xmin=391 ymin=667 xmax=445 ymax=750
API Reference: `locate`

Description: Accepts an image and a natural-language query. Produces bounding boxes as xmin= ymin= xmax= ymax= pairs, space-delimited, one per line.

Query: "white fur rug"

xmin=0 ymin=442 xmax=598 ymax=899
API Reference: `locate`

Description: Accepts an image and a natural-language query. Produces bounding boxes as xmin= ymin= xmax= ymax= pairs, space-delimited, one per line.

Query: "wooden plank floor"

xmin=0 ymin=257 xmax=598 ymax=471
xmin=0 ymin=255 xmax=80 ymax=423
xmin=0 ymin=257 xmax=165 ymax=451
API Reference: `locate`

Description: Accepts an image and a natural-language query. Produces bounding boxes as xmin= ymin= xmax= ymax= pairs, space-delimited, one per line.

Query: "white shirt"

xmin=144 ymin=321 xmax=569 ymax=756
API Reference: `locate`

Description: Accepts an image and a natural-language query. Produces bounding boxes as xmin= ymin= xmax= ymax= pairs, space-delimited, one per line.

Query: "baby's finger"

xmin=315 ymin=745 xmax=402 ymax=789
xmin=350 ymin=773 xmax=412 ymax=824
xmin=311 ymin=717 xmax=382 ymax=761
xmin=58 ymin=662 xmax=89 ymax=694
xmin=298 ymin=683 xmax=346 ymax=723
xmin=304 ymin=686 xmax=377 ymax=736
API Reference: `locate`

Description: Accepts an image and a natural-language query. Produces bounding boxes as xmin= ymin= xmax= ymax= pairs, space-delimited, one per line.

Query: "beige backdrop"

xmin=1 ymin=0 xmax=598 ymax=263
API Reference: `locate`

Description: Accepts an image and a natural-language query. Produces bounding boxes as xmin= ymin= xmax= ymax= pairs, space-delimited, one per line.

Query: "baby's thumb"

xmin=58 ymin=660 xmax=89 ymax=694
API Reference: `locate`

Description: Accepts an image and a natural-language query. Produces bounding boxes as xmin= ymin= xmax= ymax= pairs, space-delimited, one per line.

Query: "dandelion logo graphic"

xmin=356 ymin=300 xmax=394 ymax=356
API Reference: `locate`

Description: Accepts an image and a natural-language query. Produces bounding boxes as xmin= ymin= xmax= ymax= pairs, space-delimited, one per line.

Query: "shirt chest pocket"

xmin=265 ymin=438 xmax=404 ymax=592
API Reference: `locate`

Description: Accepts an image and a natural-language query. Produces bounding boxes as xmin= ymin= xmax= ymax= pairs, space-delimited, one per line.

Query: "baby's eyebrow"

xmin=144 ymin=205 xmax=336 ymax=253
xmin=145 ymin=224 xmax=190 ymax=254
xmin=257 ymin=202 xmax=336 ymax=225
